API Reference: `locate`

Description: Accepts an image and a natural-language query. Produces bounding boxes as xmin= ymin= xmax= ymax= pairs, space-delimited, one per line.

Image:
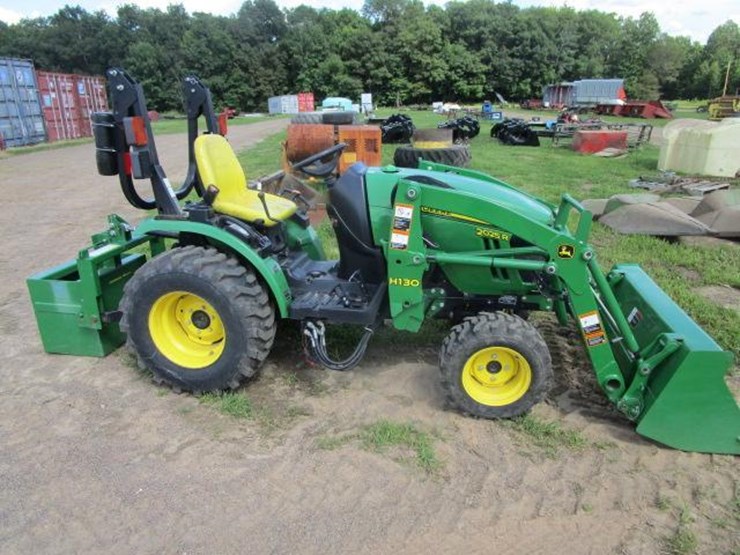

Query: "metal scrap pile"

xmin=583 ymin=179 xmax=740 ymax=239
xmin=437 ymin=116 xmax=480 ymax=142
xmin=381 ymin=114 xmax=415 ymax=143
xmin=490 ymin=119 xmax=540 ymax=146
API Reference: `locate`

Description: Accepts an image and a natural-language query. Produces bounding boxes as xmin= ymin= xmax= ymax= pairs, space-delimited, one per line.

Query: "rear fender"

xmin=135 ymin=218 xmax=291 ymax=317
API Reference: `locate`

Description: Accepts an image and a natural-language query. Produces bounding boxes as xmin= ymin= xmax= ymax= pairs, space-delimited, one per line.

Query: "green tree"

xmin=611 ymin=12 xmax=660 ymax=97
xmin=704 ymin=21 xmax=740 ymax=95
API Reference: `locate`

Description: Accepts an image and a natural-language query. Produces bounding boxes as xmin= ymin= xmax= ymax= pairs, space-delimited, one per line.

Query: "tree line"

xmin=0 ymin=0 xmax=738 ymax=112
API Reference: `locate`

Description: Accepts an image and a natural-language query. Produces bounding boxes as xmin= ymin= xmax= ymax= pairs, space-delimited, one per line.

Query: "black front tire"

xmin=119 ymin=245 xmax=276 ymax=392
xmin=439 ymin=312 xmax=552 ymax=419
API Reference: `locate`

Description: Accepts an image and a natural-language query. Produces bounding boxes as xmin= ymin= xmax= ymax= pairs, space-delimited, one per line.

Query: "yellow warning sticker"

xmin=391 ymin=204 xmax=414 ymax=249
xmin=579 ymin=310 xmax=606 ymax=347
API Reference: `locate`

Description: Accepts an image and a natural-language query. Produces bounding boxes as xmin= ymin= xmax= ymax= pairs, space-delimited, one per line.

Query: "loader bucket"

xmin=609 ymin=264 xmax=739 ymax=454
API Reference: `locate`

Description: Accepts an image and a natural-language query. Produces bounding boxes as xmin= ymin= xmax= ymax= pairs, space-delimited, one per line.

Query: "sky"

xmin=0 ymin=0 xmax=737 ymax=44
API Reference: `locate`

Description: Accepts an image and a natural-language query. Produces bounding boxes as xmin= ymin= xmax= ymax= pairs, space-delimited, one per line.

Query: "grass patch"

xmin=236 ymin=129 xmax=287 ymax=178
xmin=502 ymin=414 xmax=589 ymax=458
xmin=315 ymin=420 xmax=442 ymax=473
xmin=199 ymin=391 xmax=253 ymax=419
xmin=316 ymin=434 xmax=355 ymax=451
xmin=151 ymin=113 xmax=285 ymax=135
xmin=656 ymin=496 xmax=673 ymax=511
xmin=663 ymin=526 xmax=698 ymax=555
xmin=0 ymin=114 xmax=284 ymax=158
xmin=0 ymin=137 xmax=92 ymax=158
xmin=359 ymin=420 xmax=441 ymax=473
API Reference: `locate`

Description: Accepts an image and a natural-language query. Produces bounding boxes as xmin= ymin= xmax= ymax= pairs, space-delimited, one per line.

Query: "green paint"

xmin=27 ymin=215 xmax=164 ymax=356
xmin=284 ymin=218 xmax=325 ymax=260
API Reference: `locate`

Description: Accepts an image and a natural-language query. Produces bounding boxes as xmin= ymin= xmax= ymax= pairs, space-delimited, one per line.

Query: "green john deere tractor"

xmin=27 ymin=69 xmax=739 ymax=454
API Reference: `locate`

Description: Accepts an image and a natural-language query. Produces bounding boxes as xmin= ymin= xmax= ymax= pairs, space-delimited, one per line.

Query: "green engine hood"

xmin=365 ymin=166 xmax=555 ymax=226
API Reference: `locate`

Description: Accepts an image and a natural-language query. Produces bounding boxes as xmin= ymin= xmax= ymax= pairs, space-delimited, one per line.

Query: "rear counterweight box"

xmin=26 ymin=215 xmax=165 ymax=357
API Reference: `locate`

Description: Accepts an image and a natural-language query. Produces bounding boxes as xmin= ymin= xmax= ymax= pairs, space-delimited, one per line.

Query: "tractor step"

xmin=289 ymin=281 xmax=386 ymax=325
xmin=285 ymin=254 xmax=386 ymax=325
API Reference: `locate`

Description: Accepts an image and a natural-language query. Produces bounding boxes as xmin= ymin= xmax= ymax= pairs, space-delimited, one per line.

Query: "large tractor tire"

xmin=290 ymin=112 xmax=324 ymax=124
xmin=439 ymin=312 xmax=552 ymax=418
xmin=393 ymin=144 xmax=471 ymax=168
xmin=322 ymin=111 xmax=357 ymax=125
xmin=119 ymin=245 xmax=276 ymax=392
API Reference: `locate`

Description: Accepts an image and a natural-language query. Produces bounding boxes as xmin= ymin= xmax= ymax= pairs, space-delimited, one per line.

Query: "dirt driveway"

xmin=0 ymin=122 xmax=736 ymax=555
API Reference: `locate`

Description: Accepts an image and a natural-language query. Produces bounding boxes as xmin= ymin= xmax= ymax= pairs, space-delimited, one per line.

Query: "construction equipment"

xmin=708 ymin=95 xmax=740 ymax=121
xmin=27 ymin=69 xmax=739 ymax=455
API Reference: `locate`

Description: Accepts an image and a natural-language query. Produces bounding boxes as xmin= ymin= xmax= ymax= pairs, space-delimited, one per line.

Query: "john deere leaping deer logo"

xmin=558 ymin=244 xmax=575 ymax=259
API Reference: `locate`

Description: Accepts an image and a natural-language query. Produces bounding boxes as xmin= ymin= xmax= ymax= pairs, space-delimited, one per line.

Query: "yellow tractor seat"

xmin=194 ymin=134 xmax=296 ymax=226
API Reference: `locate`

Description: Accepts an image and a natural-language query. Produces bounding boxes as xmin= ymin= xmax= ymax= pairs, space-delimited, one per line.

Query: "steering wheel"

xmin=292 ymin=142 xmax=347 ymax=178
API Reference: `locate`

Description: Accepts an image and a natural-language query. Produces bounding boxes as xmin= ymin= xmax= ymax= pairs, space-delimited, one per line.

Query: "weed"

xmin=199 ymin=392 xmax=253 ymax=419
xmin=662 ymin=526 xmax=698 ymax=555
xmin=656 ymin=496 xmax=672 ymax=511
xmin=156 ymin=389 xmax=169 ymax=397
xmin=581 ymin=503 xmax=593 ymax=513
xmin=254 ymin=407 xmax=277 ymax=433
xmin=678 ymin=505 xmax=695 ymax=525
xmin=316 ymin=434 xmax=355 ymax=451
xmin=359 ymin=420 xmax=441 ymax=473
xmin=286 ymin=405 xmax=312 ymax=418
xmin=502 ymin=414 xmax=588 ymax=458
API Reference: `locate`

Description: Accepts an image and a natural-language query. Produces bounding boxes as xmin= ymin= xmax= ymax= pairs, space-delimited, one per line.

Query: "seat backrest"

xmin=194 ymin=134 xmax=247 ymax=196
xmin=193 ymin=133 xmax=298 ymax=227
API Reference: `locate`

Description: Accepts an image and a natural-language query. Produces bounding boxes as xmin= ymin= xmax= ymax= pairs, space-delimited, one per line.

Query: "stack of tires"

xmin=393 ymin=143 xmax=471 ymax=168
xmin=290 ymin=111 xmax=358 ymax=125
xmin=393 ymin=122 xmax=472 ymax=169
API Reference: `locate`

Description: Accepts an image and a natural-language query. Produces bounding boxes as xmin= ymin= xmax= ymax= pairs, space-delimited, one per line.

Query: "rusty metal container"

xmin=337 ymin=125 xmax=382 ymax=173
xmin=285 ymin=123 xmax=335 ymax=163
xmin=36 ymin=71 xmax=108 ymax=142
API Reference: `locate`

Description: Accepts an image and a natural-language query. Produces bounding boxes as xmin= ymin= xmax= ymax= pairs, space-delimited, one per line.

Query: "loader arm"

xmin=383 ymin=176 xmax=738 ymax=453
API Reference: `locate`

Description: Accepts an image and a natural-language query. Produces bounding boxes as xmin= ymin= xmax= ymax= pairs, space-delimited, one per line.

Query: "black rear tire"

xmin=439 ymin=312 xmax=552 ymax=418
xmin=393 ymin=144 xmax=471 ymax=168
xmin=119 ymin=245 xmax=275 ymax=392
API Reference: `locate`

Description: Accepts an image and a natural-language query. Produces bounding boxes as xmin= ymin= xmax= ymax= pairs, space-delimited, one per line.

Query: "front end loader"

xmin=27 ymin=69 xmax=739 ymax=454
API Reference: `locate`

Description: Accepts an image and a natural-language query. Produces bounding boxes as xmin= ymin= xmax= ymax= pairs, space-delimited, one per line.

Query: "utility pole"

xmin=722 ymin=59 xmax=732 ymax=97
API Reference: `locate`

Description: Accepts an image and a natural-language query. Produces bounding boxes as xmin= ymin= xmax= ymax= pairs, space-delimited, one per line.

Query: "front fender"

xmin=135 ymin=218 xmax=291 ymax=317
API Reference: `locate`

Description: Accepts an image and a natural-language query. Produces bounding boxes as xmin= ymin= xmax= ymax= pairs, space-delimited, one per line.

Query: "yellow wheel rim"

xmin=461 ymin=346 xmax=532 ymax=406
xmin=148 ymin=291 xmax=226 ymax=369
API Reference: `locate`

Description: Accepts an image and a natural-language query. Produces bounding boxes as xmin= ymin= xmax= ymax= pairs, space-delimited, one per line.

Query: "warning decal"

xmin=627 ymin=307 xmax=643 ymax=327
xmin=390 ymin=204 xmax=414 ymax=250
xmin=579 ymin=310 xmax=606 ymax=348
xmin=390 ymin=232 xmax=409 ymax=250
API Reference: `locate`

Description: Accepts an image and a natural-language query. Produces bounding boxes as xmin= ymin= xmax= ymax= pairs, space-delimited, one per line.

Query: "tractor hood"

xmin=366 ymin=166 xmax=556 ymax=227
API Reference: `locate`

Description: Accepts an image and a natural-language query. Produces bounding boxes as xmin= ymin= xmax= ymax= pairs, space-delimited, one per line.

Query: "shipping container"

xmin=573 ymin=79 xmax=626 ymax=106
xmin=0 ymin=58 xmax=46 ymax=147
xmin=297 ymin=92 xmax=314 ymax=112
xmin=37 ymin=71 xmax=108 ymax=142
xmin=268 ymin=95 xmax=299 ymax=115
xmin=542 ymin=82 xmax=574 ymax=108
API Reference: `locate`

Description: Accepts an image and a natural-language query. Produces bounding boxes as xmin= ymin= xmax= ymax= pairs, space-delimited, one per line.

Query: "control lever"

xmin=257 ymin=191 xmax=280 ymax=223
